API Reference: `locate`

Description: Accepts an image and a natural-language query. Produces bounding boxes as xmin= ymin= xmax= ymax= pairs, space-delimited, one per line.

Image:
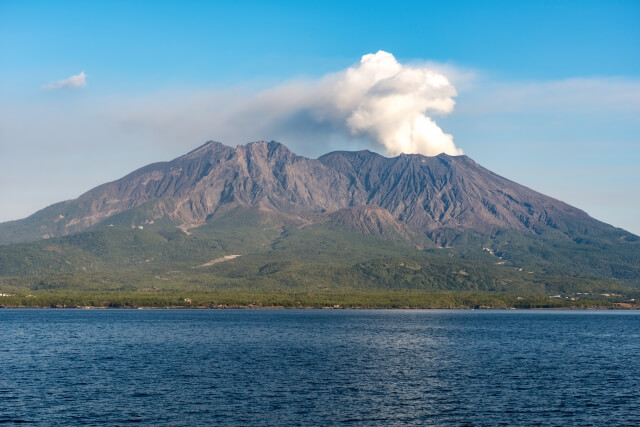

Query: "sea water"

xmin=1 ymin=309 xmax=639 ymax=425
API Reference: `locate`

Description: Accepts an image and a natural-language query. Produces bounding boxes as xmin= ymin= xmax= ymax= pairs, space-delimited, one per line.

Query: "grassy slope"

xmin=0 ymin=208 xmax=638 ymax=308
xmin=0 ymin=210 xmax=640 ymax=307
xmin=442 ymin=227 xmax=640 ymax=283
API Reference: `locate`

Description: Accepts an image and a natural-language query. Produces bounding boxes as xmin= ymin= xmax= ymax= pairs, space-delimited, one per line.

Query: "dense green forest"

xmin=1 ymin=215 xmax=638 ymax=308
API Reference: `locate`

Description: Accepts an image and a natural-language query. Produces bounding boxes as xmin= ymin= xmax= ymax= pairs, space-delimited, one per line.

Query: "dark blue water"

xmin=1 ymin=310 xmax=639 ymax=425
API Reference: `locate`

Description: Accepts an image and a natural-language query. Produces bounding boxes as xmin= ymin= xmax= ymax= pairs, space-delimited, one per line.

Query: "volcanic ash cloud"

xmin=327 ymin=51 xmax=462 ymax=156
xmin=118 ymin=51 xmax=463 ymax=157
xmin=228 ymin=50 xmax=463 ymax=156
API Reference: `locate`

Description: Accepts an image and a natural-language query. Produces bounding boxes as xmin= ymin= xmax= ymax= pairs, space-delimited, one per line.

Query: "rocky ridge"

xmin=0 ymin=140 xmax=632 ymax=246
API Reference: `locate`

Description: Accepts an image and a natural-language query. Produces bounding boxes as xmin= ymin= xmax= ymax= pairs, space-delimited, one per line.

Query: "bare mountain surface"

xmin=318 ymin=150 xmax=595 ymax=242
xmin=0 ymin=141 xmax=353 ymax=243
xmin=326 ymin=206 xmax=415 ymax=238
xmin=314 ymin=206 xmax=433 ymax=248
xmin=1 ymin=140 xmax=639 ymax=291
xmin=0 ymin=140 xmax=634 ymax=247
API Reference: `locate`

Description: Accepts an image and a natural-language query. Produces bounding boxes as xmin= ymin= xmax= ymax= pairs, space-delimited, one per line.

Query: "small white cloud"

xmin=43 ymin=71 xmax=87 ymax=90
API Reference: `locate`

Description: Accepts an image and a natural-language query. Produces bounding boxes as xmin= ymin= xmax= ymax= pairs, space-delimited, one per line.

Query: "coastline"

xmin=2 ymin=289 xmax=637 ymax=311
xmin=1 ymin=304 xmax=638 ymax=310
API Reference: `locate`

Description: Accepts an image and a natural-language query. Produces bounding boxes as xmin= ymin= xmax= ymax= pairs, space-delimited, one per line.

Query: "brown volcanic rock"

xmin=1 ymin=141 xmax=357 ymax=241
xmin=200 ymin=140 xmax=355 ymax=217
xmin=318 ymin=150 xmax=593 ymax=238
xmin=0 ymin=140 xmax=628 ymax=245
xmin=320 ymin=205 xmax=431 ymax=248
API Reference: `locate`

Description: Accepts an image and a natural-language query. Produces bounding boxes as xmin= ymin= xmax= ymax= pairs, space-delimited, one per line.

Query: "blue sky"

xmin=1 ymin=0 xmax=639 ymax=233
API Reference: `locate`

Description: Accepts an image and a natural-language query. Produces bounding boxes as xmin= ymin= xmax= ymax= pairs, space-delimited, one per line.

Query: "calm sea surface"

xmin=1 ymin=309 xmax=639 ymax=425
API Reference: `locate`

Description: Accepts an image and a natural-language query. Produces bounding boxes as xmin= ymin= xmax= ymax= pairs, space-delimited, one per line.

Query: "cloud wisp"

xmin=120 ymin=51 xmax=463 ymax=157
xmin=43 ymin=71 xmax=87 ymax=90
xmin=455 ymin=77 xmax=640 ymax=115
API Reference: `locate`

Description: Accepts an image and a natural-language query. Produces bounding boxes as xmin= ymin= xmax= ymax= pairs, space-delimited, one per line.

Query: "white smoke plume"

xmin=324 ymin=51 xmax=462 ymax=156
xmin=119 ymin=51 xmax=463 ymax=157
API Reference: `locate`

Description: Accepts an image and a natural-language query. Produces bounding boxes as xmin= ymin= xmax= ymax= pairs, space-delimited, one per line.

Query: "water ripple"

xmin=1 ymin=309 xmax=639 ymax=425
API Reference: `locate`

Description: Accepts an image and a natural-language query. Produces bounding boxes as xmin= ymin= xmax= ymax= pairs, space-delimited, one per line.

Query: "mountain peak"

xmin=177 ymin=140 xmax=232 ymax=163
xmin=0 ymin=140 xmax=631 ymax=247
xmin=236 ymin=140 xmax=298 ymax=162
xmin=184 ymin=140 xmax=224 ymax=155
xmin=1 ymin=140 xmax=637 ymax=290
xmin=242 ymin=140 xmax=288 ymax=151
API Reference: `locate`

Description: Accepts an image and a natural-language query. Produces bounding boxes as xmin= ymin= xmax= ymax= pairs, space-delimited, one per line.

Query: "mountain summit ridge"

xmin=0 ymin=140 xmax=633 ymax=246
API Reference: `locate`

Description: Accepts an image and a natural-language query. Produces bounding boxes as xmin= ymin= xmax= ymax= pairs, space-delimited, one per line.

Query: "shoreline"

xmin=2 ymin=289 xmax=636 ymax=311
xmin=1 ymin=304 xmax=638 ymax=310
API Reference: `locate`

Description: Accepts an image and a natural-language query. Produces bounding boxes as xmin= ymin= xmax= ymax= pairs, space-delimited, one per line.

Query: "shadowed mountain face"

xmin=0 ymin=140 xmax=633 ymax=246
xmin=318 ymin=150 xmax=598 ymax=243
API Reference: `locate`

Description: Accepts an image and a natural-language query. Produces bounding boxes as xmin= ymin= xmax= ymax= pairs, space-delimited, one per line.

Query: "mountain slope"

xmin=1 ymin=140 xmax=638 ymax=288
xmin=0 ymin=141 xmax=357 ymax=243
xmin=2 ymin=140 xmax=631 ymax=244
xmin=318 ymin=150 xmax=602 ymax=242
